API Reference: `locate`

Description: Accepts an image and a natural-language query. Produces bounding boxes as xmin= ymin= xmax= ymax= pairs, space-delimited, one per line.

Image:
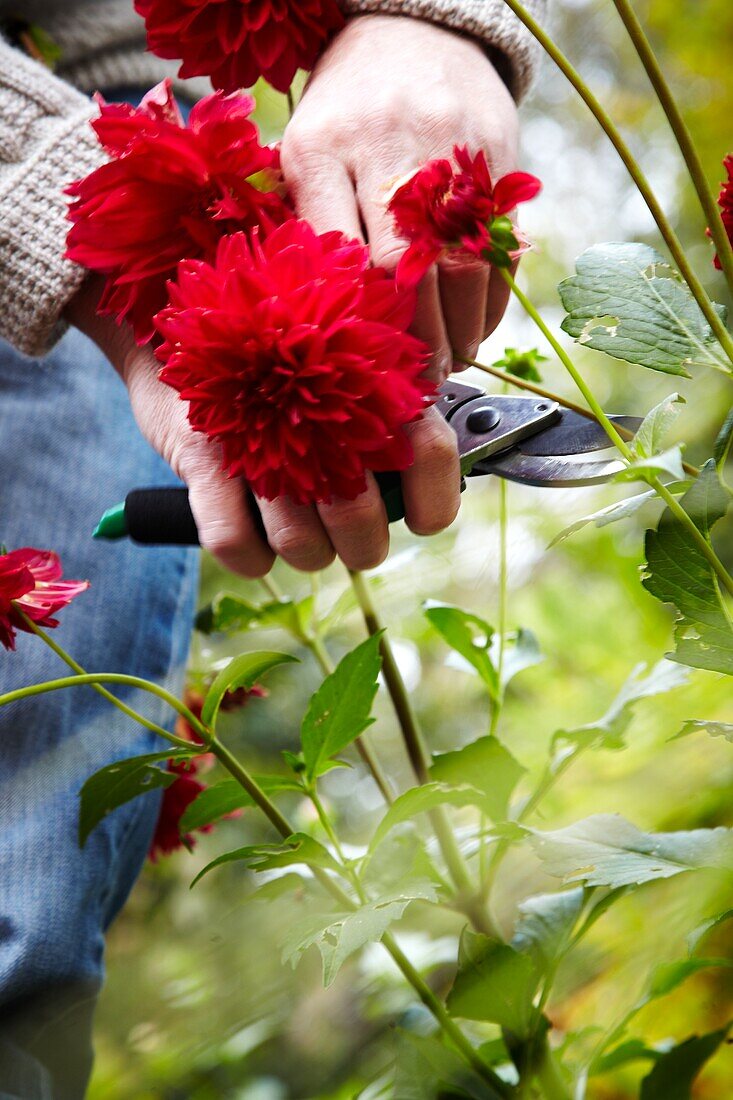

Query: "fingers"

xmin=280 ymin=145 xmax=363 ymax=240
xmin=484 ymin=257 xmax=516 ymax=339
xmin=400 ymin=406 xmax=461 ymax=536
xmin=184 ymin=457 xmax=275 ymax=578
xmin=316 ymin=473 xmax=389 ymax=571
xmin=257 ymin=496 xmax=336 ymax=573
xmin=439 ymin=259 xmax=490 ymax=367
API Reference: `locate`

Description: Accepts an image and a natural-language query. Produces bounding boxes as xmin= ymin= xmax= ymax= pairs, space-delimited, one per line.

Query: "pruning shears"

xmin=93 ymin=379 xmax=643 ymax=545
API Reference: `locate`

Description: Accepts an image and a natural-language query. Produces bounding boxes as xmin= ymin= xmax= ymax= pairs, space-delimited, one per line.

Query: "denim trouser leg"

xmin=0 ymin=327 xmax=200 ymax=1099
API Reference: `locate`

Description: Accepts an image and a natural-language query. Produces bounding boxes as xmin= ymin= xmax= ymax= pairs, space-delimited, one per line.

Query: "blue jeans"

xmin=0 ymin=322 xmax=200 ymax=1097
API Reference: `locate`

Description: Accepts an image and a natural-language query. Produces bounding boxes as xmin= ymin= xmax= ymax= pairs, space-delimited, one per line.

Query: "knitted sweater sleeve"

xmin=0 ymin=39 xmax=104 ymax=358
xmin=339 ymin=0 xmax=547 ymax=102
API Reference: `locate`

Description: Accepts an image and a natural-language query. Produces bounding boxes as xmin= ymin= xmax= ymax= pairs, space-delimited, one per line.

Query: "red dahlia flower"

xmin=388 ymin=145 xmax=542 ymax=287
xmin=156 ymin=221 xmax=435 ymax=504
xmin=135 ymin=0 xmax=344 ymax=94
xmin=709 ymin=154 xmax=733 ymax=270
xmin=65 ymin=79 xmax=290 ymax=344
xmin=148 ymin=757 xmax=213 ymax=861
xmin=0 ymin=549 xmax=89 ymax=652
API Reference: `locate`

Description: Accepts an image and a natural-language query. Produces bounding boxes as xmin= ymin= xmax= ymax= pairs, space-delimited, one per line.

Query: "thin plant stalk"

xmin=19 ymin=614 xmax=182 ymax=745
xmin=498 ymin=0 xmax=733 ymax=369
xmin=611 ymin=0 xmax=733 ymax=297
xmin=0 ymin=673 xmax=202 ymax=749
xmin=499 ymin=267 xmax=733 ymax=598
xmin=456 ymin=354 xmax=701 ymax=480
xmin=348 ymin=569 xmax=498 ymax=936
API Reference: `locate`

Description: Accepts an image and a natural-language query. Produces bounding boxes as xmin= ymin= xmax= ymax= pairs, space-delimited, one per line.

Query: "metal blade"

xmin=471 ymin=410 xmax=644 ymax=487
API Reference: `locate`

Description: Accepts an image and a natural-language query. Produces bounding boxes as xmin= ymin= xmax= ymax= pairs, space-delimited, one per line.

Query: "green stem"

xmin=456 ymin=355 xmax=700 ymax=479
xmin=498 ymin=269 xmax=635 ymax=461
xmin=19 ymin=615 xmax=181 ymax=745
xmin=499 ymin=0 xmax=733 ymax=370
xmin=348 ymin=570 xmax=498 ymax=936
xmin=209 ymin=735 xmax=509 ymax=1095
xmin=611 ymin=0 xmax=733 ymax=298
xmin=490 ymin=477 xmax=509 ymax=739
xmin=0 ymin=673 xmax=200 ymax=749
xmin=310 ymin=786 xmax=348 ymax=864
xmin=535 ymin=1041 xmax=572 ymax=1100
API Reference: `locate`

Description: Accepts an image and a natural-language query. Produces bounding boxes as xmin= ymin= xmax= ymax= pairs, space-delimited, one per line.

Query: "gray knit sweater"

xmin=0 ymin=0 xmax=546 ymax=357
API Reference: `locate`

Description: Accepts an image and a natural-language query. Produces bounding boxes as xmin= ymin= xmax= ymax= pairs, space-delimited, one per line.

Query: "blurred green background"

xmin=89 ymin=1 xmax=733 ymax=1096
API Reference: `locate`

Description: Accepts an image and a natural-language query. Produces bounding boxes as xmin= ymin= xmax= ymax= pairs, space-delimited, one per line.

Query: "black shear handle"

xmin=123 ymin=473 xmax=418 ymax=546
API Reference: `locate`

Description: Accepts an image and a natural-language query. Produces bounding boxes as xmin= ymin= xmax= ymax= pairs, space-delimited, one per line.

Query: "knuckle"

xmin=271 ymin=523 xmax=335 ymax=571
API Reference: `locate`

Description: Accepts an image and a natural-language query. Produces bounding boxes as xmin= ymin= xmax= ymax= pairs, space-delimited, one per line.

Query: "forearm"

xmin=337 ymin=0 xmax=547 ymax=100
xmin=0 ymin=39 xmax=104 ymax=358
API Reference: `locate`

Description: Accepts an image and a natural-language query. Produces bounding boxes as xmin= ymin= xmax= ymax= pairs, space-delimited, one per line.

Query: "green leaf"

xmin=497 ymin=628 xmax=543 ymax=689
xmin=360 ymin=829 xmax=447 ymax=896
xmin=446 ymin=929 xmax=539 ymax=1038
xmin=647 ymin=957 xmax=732 ymax=999
xmin=640 ymin=1027 xmax=731 ymax=1099
xmin=430 ymin=737 xmax=526 ymax=822
xmin=282 ymin=890 xmax=436 ymax=987
xmin=392 ymin=1032 xmax=504 ymax=1100
xmin=424 ymin=602 xmax=498 ymax=701
xmin=674 ymin=719 xmax=733 ymax=743
xmin=493 ymin=346 xmax=547 ymax=383
xmin=642 ymin=460 xmax=733 ymax=674
xmin=687 ymin=910 xmax=733 ymax=954
xmin=511 ymin=889 xmax=585 ymax=975
xmin=553 ymin=659 xmax=689 ymax=755
xmin=196 ymin=592 xmax=313 ymax=639
xmin=201 ymin=651 xmax=296 ymax=729
xmin=190 ymin=832 xmax=347 ymax=887
xmin=301 ymin=634 xmax=382 ymax=781
xmin=714 ymin=406 xmax=733 ymax=469
xmin=614 ymin=445 xmax=686 ymax=485
xmin=368 ymin=783 xmax=491 ymax=854
xmin=531 ymin=814 xmax=733 ymax=889
xmin=179 ymin=774 xmax=303 ymax=833
xmin=635 ymin=394 xmax=686 ymax=458
xmin=558 ymin=242 xmax=728 ymax=375
xmin=548 ymin=483 xmax=689 ymax=547
xmin=78 ymin=750 xmax=192 ymax=847
xmin=595 ymin=1039 xmax=659 ymax=1073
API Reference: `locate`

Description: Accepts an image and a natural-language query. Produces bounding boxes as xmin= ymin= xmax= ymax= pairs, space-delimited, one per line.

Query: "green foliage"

xmin=282 ymin=887 xmax=436 ymax=987
xmin=642 ymin=460 xmax=733 ymax=674
xmin=634 ymin=393 xmax=686 ymax=458
xmin=639 ymin=1027 xmax=731 ymax=1098
xmin=78 ymin=749 xmax=192 ymax=848
xmin=430 ymin=737 xmax=526 ymax=822
xmin=300 ymin=634 xmax=382 ymax=781
xmin=447 ymin=929 xmax=539 ymax=1038
xmin=548 ymin=483 xmax=689 ymax=547
xmin=368 ymin=783 xmax=492 ymax=853
xmin=674 ymin=719 xmax=733 ymax=743
xmin=190 ymin=832 xmax=347 ymax=888
xmin=552 ymin=659 xmax=688 ymax=754
xmin=392 ymin=1032 xmax=504 ymax=1100
xmin=196 ymin=592 xmax=314 ymax=639
xmin=531 ymin=814 xmax=733 ymax=888
xmin=179 ymin=774 xmax=302 ymax=833
xmin=493 ymin=346 xmax=548 ymax=382
xmin=558 ymin=242 xmax=728 ymax=375
xmin=511 ymin=888 xmax=585 ymax=976
xmin=424 ymin=603 xmax=499 ymax=701
xmin=201 ymin=651 xmax=297 ymax=728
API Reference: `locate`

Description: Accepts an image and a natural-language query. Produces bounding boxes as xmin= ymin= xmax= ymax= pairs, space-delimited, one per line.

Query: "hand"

xmin=281 ymin=14 xmax=520 ymax=380
xmin=67 ymin=278 xmax=459 ymax=577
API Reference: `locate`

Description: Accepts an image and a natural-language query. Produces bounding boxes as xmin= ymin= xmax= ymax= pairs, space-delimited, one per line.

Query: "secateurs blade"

xmin=93 ymin=379 xmax=643 ymax=546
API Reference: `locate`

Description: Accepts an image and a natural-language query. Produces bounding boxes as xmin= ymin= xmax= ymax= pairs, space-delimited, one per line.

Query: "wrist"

xmin=64 ymin=275 xmax=139 ymax=380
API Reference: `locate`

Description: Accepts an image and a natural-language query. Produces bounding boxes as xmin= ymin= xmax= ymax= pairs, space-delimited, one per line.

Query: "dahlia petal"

xmin=493 ymin=171 xmax=543 ymax=214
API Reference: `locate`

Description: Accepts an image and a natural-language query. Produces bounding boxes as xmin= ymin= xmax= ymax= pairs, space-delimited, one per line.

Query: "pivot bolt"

xmin=466 ymin=406 xmax=501 ymax=434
